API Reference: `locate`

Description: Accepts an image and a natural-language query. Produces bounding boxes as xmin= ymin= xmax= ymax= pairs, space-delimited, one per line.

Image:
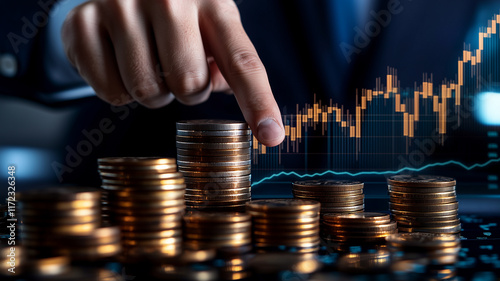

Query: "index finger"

xmin=200 ymin=1 xmax=285 ymax=147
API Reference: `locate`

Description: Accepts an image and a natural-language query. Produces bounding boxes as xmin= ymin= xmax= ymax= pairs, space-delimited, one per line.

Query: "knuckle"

xmin=176 ymin=91 xmax=210 ymax=106
xmin=228 ymin=49 xmax=264 ymax=76
xmin=171 ymin=71 xmax=209 ymax=96
xmin=130 ymin=81 xmax=164 ymax=104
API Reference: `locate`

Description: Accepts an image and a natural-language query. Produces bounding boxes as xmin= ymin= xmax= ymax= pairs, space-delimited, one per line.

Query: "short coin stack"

xmin=322 ymin=212 xmax=397 ymax=247
xmin=386 ymin=232 xmax=461 ymax=265
xmin=18 ymin=187 xmax=102 ymax=257
xmin=59 ymin=226 xmax=121 ymax=262
xmin=292 ymin=180 xmax=364 ymax=215
xmin=183 ymin=212 xmax=252 ymax=252
xmin=387 ymin=175 xmax=461 ymax=234
xmin=176 ymin=120 xmax=252 ymax=212
xmin=247 ymin=199 xmax=321 ymax=253
xmin=98 ymin=157 xmax=186 ymax=261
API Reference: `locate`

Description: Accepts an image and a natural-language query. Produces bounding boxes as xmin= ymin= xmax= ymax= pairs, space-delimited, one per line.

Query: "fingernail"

xmin=257 ymin=118 xmax=283 ymax=143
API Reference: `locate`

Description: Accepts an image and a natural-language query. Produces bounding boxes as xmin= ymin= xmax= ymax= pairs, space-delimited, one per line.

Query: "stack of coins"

xmin=183 ymin=212 xmax=252 ymax=251
xmin=176 ymin=120 xmax=251 ymax=212
xmin=97 ymin=157 xmax=186 ymax=261
xmin=292 ymin=180 xmax=364 ymax=215
xmin=18 ymin=187 xmax=101 ymax=257
xmin=59 ymin=226 xmax=121 ymax=262
xmin=247 ymin=199 xmax=320 ymax=253
xmin=387 ymin=175 xmax=461 ymax=234
xmin=386 ymin=233 xmax=461 ymax=266
xmin=322 ymin=212 xmax=397 ymax=247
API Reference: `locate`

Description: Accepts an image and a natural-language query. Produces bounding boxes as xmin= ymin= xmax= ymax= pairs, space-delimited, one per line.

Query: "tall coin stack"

xmin=98 ymin=157 xmax=186 ymax=261
xmin=387 ymin=175 xmax=461 ymax=234
xmin=176 ymin=120 xmax=252 ymax=212
xmin=292 ymin=180 xmax=364 ymax=215
xmin=322 ymin=212 xmax=397 ymax=249
xmin=183 ymin=212 xmax=252 ymax=251
xmin=18 ymin=187 xmax=102 ymax=257
xmin=247 ymin=199 xmax=321 ymax=253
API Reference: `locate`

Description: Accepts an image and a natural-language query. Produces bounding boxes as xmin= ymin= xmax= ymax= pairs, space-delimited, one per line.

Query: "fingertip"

xmin=255 ymin=118 xmax=285 ymax=147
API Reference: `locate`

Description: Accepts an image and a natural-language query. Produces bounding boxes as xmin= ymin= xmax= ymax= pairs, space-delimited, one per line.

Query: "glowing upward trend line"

xmin=251 ymin=158 xmax=500 ymax=186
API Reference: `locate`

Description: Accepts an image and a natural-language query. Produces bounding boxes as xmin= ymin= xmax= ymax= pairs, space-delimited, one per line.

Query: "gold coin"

xmin=111 ymin=205 xmax=185 ymax=215
xmin=177 ymin=154 xmax=251 ymax=162
xmin=294 ymin=194 xmax=364 ymax=202
xmin=390 ymin=209 xmax=458 ymax=217
xmin=121 ymin=229 xmax=182 ymax=239
xmin=320 ymin=205 xmax=365 ymax=213
xmin=183 ymin=212 xmax=251 ymax=223
xmin=177 ymin=148 xmax=251 ymax=158
xmin=98 ymin=163 xmax=177 ymax=172
xmin=117 ymin=221 xmax=182 ymax=232
xmin=292 ymin=189 xmax=363 ymax=196
xmin=389 ymin=202 xmax=458 ymax=212
xmin=59 ymin=226 xmax=120 ymax=246
xmin=185 ymin=232 xmax=251 ymax=241
xmin=389 ymin=190 xmax=456 ymax=199
xmin=185 ymin=193 xmax=251 ymax=201
xmin=254 ymin=229 xmax=319 ymax=238
xmin=185 ymin=187 xmax=251 ymax=195
xmin=21 ymin=222 xmax=100 ymax=234
xmin=101 ymin=183 xmax=186 ymax=191
xmin=109 ymin=198 xmax=184 ymax=209
xmin=323 ymin=221 xmax=397 ymax=232
xmin=21 ymin=214 xmax=99 ymax=225
xmin=101 ymin=177 xmax=185 ymax=186
xmin=293 ymin=179 xmax=363 ymax=191
xmin=184 ymin=238 xmax=251 ymax=249
xmin=398 ymin=224 xmax=461 ymax=234
xmin=323 ymin=212 xmax=391 ymax=224
xmin=64 ymin=243 xmax=122 ymax=260
xmin=254 ymin=222 xmax=319 ymax=231
xmin=18 ymin=186 xmax=101 ymax=202
xmin=254 ymin=240 xmax=319 ymax=248
xmin=180 ymin=169 xmax=251 ymax=178
xmin=99 ymin=171 xmax=183 ymax=180
xmin=176 ymin=120 xmax=249 ymax=131
xmin=113 ymin=213 xmax=181 ymax=224
xmin=98 ymin=157 xmax=176 ymax=166
xmin=392 ymin=214 xmax=458 ymax=223
xmin=252 ymin=216 xmax=318 ymax=225
xmin=177 ymin=128 xmax=251 ymax=136
xmin=20 ymin=199 xmax=100 ymax=210
xmin=246 ymin=199 xmax=320 ymax=213
xmin=387 ymin=175 xmax=456 ymax=188
xmin=122 ymin=244 xmax=182 ymax=259
xmin=396 ymin=218 xmax=461 ymax=228
xmin=178 ymin=165 xmax=251 ymax=172
xmin=184 ymin=175 xmax=251 ymax=183
xmin=122 ymin=237 xmax=182 ymax=247
xmin=176 ymin=141 xmax=251 ymax=150
xmin=186 ymin=204 xmax=247 ymax=210
xmin=390 ymin=196 xmax=457 ymax=204
xmin=109 ymin=189 xmax=185 ymax=200
xmin=176 ymin=135 xmax=252 ymax=143
xmin=385 ymin=232 xmax=460 ymax=249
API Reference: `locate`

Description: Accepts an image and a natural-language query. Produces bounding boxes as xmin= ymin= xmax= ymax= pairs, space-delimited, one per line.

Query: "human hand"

xmin=61 ymin=0 xmax=284 ymax=146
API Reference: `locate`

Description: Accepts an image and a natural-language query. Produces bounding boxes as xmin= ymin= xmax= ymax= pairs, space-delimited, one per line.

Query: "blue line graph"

xmin=251 ymin=158 xmax=500 ymax=186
